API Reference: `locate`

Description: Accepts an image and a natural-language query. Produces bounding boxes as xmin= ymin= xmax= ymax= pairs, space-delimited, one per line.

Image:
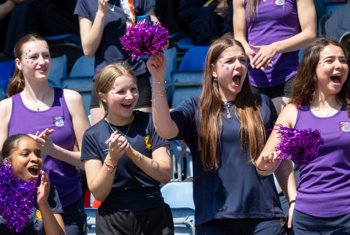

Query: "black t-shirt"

xmin=82 ymin=111 xmax=169 ymax=211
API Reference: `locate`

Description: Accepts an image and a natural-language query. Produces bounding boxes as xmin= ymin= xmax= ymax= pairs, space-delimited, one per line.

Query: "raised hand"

xmin=37 ymin=170 xmax=50 ymax=207
xmin=146 ymin=53 xmax=166 ymax=82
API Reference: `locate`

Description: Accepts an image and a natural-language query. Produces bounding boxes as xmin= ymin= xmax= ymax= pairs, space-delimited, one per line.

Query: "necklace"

xmin=105 ymin=117 xmax=134 ymax=136
xmin=222 ymin=101 xmax=235 ymax=119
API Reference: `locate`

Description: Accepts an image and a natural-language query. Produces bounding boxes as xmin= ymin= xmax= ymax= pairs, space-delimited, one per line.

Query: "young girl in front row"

xmin=148 ymin=37 xmax=296 ymax=234
xmin=0 ymin=134 xmax=65 ymax=235
xmin=256 ymin=38 xmax=350 ymax=234
xmin=81 ymin=63 xmax=174 ymax=234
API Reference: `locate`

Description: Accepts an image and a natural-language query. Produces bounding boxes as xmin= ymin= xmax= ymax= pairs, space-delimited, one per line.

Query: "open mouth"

xmin=330 ymin=75 xmax=342 ymax=84
xmin=27 ymin=165 xmax=40 ymax=177
xmin=121 ymin=103 xmax=133 ymax=109
xmin=232 ymin=74 xmax=241 ymax=87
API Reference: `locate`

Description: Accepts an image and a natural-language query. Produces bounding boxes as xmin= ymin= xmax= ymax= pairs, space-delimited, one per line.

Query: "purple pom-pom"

xmin=275 ymin=124 xmax=324 ymax=166
xmin=0 ymin=161 xmax=37 ymax=232
xmin=120 ymin=20 xmax=169 ymax=60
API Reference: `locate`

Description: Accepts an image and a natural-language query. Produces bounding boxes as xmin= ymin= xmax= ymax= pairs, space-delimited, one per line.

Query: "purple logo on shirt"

xmin=340 ymin=122 xmax=350 ymax=132
xmin=53 ymin=116 xmax=64 ymax=127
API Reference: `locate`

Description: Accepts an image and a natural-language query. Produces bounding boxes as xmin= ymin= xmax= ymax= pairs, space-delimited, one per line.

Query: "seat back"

xmin=70 ymin=56 xmax=95 ymax=77
xmin=161 ymin=181 xmax=194 ymax=210
xmin=161 ymin=182 xmax=195 ymax=235
xmin=61 ymin=76 xmax=93 ymax=113
xmin=0 ymin=59 xmax=15 ymax=99
xmin=178 ymin=46 xmax=209 ymax=71
xmin=48 ymin=54 xmax=67 ymax=87
xmin=85 ymin=207 xmax=97 ymax=235
xmin=171 ymin=71 xmax=203 ymax=108
xmin=164 ymin=47 xmax=178 ymax=101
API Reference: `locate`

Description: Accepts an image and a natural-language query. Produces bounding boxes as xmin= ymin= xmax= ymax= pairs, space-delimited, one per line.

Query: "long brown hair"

xmin=199 ymin=38 xmax=266 ymax=170
xmin=7 ymin=33 xmax=48 ymax=97
xmin=290 ymin=38 xmax=350 ymax=116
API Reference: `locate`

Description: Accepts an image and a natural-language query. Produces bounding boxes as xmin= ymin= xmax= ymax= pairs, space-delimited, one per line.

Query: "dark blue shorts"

xmin=96 ymin=202 xmax=174 ymax=235
xmin=293 ymin=209 xmax=350 ymax=235
xmin=196 ymin=218 xmax=286 ymax=235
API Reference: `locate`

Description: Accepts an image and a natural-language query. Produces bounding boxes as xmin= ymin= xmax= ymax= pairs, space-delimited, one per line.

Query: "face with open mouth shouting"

xmin=316 ymin=44 xmax=349 ymax=96
xmin=9 ymin=136 xmax=42 ymax=182
xmin=212 ymin=45 xmax=248 ymax=101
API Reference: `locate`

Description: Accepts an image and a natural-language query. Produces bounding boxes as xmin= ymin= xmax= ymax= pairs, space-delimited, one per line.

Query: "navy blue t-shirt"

xmin=0 ymin=185 xmax=63 ymax=235
xmin=74 ymin=0 xmax=152 ymax=77
xmin=82 ymin=111 xmax=169 ymax=211
xmin=170 ymin=95 xmax=284 ymax=225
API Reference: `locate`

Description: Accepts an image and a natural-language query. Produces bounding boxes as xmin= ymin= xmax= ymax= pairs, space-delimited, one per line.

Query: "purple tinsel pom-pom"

xmin=0 ymin=162 xmax=37 ymax=232
xmin=275 ymin=124 xmax=324 ymax=166
xmin=120 ymin=20 xmax=169 ymax=60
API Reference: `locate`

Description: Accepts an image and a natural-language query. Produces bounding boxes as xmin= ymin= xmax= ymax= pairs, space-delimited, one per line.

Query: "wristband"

xmin=289 ymin=200 xmax=296 ymax=207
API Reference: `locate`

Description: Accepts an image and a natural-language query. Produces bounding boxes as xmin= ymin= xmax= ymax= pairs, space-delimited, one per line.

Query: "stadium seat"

xmin=48 ymin=54 xmax=67 ymax=87
xmin=0 ymin=59 xmax=15 ymax=99
xmin=70 ymin=56 xmax=95 ymax=77
xmin=61 ymin=76 xmax=93 ymax=113
xmin=85 ymin=207 xmax=97 ymax=235
xmin=178 ymin=46 xmax=209 ymax=71
xmin=161 ymin=181 xmax=195 ymax=235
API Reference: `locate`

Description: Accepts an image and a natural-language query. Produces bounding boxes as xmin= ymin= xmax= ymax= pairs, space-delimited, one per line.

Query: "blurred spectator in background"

xmin=0 ymin=0 xmax=79 ymax=59
xmin=155 ymin=0 xmax=189 ymax=36
xmin=324 ymin=1 xmax=350 ymax=54
xmin=0 ymin=0 xmax=23 ymax=57
xmin=178 ymin=0 xmax=233 ymax=45
xmin=74 ymin=0 xmax=159 ymax=124
xmin=234 ymin=0 xmax=316 ymax=114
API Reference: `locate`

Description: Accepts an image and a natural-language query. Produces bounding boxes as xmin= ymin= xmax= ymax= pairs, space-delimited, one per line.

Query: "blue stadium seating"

xmin=161 ymin=182 xmax=195 ymax=235
xmin=48 ymin=54 xmax=67 ymax=87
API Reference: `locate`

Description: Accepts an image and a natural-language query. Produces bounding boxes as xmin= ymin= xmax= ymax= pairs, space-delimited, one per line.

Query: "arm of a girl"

xmin=126 ymin=146 xmax=172 ymax=183
xmin=37 ymin=171 xmax=66 ymax=235
xmin=147 ymin=53 xmax=179 ymax=139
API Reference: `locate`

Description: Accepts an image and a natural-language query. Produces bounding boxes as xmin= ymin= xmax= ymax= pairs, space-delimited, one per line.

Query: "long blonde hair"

xmin=7 ymin=33 xmax=48 ymax=97
xmin=198 ymin=38 xmax=266 ymax=170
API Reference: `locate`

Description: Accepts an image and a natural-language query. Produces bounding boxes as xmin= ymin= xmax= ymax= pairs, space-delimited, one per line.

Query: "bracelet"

xmin=151 ymin=80 xmax=166 ymax=85
xmin=104 ymin=161 xmax=116 ymax=174
xmin=289 ymin=200 xmax=296 ymax=207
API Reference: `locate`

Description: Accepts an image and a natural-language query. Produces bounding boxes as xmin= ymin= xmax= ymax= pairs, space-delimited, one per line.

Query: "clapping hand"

xmin=105 ymin=132 xmax=130 ymax=161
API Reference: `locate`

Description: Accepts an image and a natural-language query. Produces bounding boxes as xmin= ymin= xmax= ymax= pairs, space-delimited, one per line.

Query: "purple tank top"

xmin=9 ymin=88 xmax=82 ymax=207
xmin=294 ymin=105 xmax=350 ymax=217
xmin=244 ymin=0 xmax=300 ymax=88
